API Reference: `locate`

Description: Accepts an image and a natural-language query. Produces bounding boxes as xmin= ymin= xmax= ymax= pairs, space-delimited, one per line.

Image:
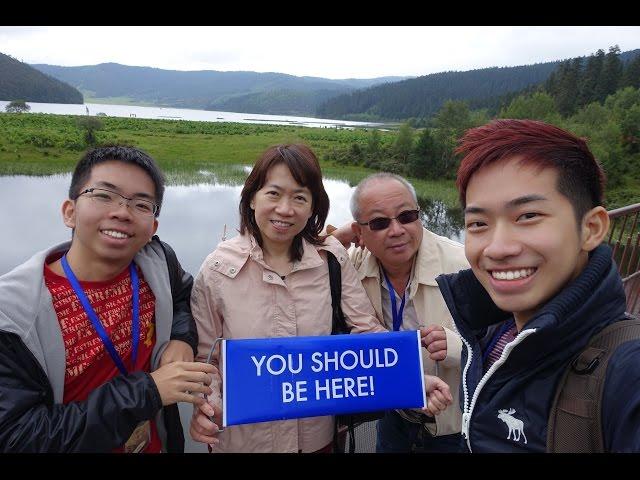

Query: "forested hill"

xmin=0 ymin=52 xmax=83 ymax=104
xmin=31 ymin=62 xmax=406 ymax=116
xmin=316 ymin=48 xmax=640 ymax=121
xmin=317 ymin=63 xmax=560 ymax=120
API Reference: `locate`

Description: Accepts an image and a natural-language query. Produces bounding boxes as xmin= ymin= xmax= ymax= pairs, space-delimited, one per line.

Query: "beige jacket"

xmin=191 ymin=233 xmax=385 ymax=453
xmin=349 ymin=227 xmax=469 ymax=436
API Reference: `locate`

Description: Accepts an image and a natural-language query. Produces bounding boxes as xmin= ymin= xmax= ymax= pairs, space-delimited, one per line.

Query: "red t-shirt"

xmin=44 ymin=252 xmax=161 ymax=453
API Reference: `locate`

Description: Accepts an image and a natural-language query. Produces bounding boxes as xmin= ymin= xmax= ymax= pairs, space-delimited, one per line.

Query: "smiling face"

xmin=353 ymin=178 xmax=423 ymax=273
xmin=463 ymin=157 xmax=604 ymax=329
xmin=62 ymin=160 xmax=159 ymax=271
xmin=250 ymin=163 xmax=313 ymax=255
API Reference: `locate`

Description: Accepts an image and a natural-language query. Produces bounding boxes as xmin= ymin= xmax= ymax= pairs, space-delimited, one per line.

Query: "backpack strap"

xmin=327 ymin=250 xmax=349 ymax=335
xmin=154 ymin=235 xmax=179 ymax=295
xmin=326 ymin=250 xmax=359 ymax=453
xmin=547 ymin=316 xmax=640 ymax=452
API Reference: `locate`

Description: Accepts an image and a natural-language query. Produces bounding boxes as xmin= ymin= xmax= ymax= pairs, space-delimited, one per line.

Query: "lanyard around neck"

xmin=382 ymin=269 xmax=406 ymax=332
xmin=61 ymin=254 xmax=140 ymax=376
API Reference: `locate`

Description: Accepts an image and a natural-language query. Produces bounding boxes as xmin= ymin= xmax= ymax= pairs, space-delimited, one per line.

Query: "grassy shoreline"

xmin=0 ymin=112 xmax=460 ymax=206
xmin=1 ymin=112 xmax=637 ymax=209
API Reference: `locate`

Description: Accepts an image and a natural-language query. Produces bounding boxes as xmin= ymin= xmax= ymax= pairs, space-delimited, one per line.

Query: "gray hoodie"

xmin=0 ymin=239 xmax=175 ymax=449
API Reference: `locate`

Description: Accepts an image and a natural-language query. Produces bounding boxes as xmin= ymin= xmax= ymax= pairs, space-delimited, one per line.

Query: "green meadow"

xmin=3 ymin=112 xmax=637 ymax=209
xmin=0 ymin=113 xmax=460 ymax=206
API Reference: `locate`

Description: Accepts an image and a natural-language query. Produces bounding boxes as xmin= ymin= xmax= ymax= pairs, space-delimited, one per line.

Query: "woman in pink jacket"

xmin=188 ymin=144 xmax=451 ymax=452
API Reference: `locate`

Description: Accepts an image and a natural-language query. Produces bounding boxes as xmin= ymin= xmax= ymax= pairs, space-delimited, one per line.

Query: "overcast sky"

xmin=2 ymin=26 xmax=639 ymax=79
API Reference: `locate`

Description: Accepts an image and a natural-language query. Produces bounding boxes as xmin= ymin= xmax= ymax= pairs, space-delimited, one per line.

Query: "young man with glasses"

xmin=329 ymin=172 xmax=468 ymax=452
xmin=0 ymin=145 xmax=215 ymax=452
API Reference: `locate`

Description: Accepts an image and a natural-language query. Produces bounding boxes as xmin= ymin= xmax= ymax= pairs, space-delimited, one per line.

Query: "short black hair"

xmin=69 ymin=145 xmax=166 ymax=217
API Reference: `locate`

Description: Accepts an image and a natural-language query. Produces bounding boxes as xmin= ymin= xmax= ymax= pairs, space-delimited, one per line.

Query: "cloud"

xmin=2 ymin=26 xmax=639 ymax=79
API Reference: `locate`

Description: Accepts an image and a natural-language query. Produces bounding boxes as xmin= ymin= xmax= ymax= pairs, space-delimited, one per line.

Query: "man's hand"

xmin=159 ymin=339 xmax=194 ymax=366
xmin=190 ymin=401 xmax=223 ymax=445
xmin=421 ymin=374 xmax=453 ymax=417
xmin=331 ymin=222 xmax=360 ymax=250
xmin=420 ymin=325 xmax=447 ymax=361
xmin=150 ymin=362 xmax=216 ymax=406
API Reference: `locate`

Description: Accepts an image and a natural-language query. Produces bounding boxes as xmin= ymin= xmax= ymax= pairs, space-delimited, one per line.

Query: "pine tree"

xmin=597 ymin=46 xmax=622 ymax=102
xmin=407 ymin=128 xmax=439 ymax=179
xmin=393 ymin=123 xmax=414 ymax=164
xmin=622 ymin=55 xmax=640 ymax=89
xmin=366 ymin=129 xmax=382 ymax=158
xmin=555 ymin=58 xmax=582 ymax=116
xmin=579 ymin=49 xmax=605 ymax=106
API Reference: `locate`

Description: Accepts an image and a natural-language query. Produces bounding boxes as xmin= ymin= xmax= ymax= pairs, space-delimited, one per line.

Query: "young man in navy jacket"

xmin=436 ymin=119 xmax=640 ymax=452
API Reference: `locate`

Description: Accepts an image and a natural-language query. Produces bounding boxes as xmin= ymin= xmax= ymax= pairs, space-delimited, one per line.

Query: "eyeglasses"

xmin=77 ymin=188 xmax=159 ymax=217
xmin=357 ymin=209 xmax=420 ymax=231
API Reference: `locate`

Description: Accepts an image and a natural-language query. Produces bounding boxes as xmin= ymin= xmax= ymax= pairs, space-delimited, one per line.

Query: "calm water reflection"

xmin=0 ymin=174 xmax=464 ymax=276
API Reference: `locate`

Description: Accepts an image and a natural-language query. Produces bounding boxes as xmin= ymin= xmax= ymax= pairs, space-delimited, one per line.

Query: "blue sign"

xmin=221 ymin=331 xmax=426 ymax=427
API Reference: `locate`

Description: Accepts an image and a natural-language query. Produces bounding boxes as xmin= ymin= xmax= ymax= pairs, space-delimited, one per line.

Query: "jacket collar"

xmin=214 ymin=234 xmax=325 ymax=278
xmin=0 ymin=239 xmax=168 ymax=332
xmin=437 ymin=244 xmax=627 ymax=361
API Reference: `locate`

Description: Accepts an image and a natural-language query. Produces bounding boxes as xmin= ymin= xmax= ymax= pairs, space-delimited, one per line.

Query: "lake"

xmin=0 ymin=100 xmax=386 ymax=129
xmin=0 ymin=173 xmax=464 ymax=276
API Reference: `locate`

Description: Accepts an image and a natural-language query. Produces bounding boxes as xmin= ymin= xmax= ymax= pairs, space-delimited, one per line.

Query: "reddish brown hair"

xmin=239 ymin=144 xmax=329 ymax=261
xmin=455 ymin=119 xmax=606 ymax=224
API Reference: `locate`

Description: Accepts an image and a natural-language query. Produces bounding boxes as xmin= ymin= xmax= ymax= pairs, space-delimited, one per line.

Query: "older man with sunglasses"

xmin=329 ymin=172 xmax=468 ymax=453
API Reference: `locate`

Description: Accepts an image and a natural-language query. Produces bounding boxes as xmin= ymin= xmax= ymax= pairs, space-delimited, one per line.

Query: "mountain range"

xmin=31 ymin=62 xmax=407 ymax=116
xmin=3 ymin=47 xmax=638 ymax=120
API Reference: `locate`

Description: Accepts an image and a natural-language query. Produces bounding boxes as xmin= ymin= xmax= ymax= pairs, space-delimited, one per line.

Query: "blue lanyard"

xmin=481 ymin=318 xmax=515 ymax=364
xmin=382 ymin=269 xmax=406 ymax=331
xmin=61 ymin=254 xmax=140 ymax=376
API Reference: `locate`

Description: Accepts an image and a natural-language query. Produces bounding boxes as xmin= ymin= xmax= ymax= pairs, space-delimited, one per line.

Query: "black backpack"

xmin=547 ymin=315 xmax=640 ymax=452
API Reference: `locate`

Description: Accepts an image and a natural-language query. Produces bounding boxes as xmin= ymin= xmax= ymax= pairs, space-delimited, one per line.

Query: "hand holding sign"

xmin=420 ymin=325 xmax=448 ymax=361
xmin=190 ymin=401 xmax=223 ymax=445
xmin=422 ymin=374 xmax=453 ymax=416
xmin=149 ymin=361 xmax=216 ymax=406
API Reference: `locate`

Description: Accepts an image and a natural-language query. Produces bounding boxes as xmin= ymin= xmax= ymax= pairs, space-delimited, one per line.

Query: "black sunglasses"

xmin=357 ymin=208 xmax=420 ymax=231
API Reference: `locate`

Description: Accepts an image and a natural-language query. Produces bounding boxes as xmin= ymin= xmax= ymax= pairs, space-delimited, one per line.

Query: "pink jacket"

xmin=191 ymin=233 xmax=385 ymax=452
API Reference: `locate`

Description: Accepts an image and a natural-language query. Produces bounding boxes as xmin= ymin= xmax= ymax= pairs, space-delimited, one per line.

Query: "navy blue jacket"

xmin=436 ymin=244 xmax=640 ymax=452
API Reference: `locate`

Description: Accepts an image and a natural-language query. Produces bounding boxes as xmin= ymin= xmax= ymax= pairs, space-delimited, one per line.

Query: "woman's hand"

xmin=190 ymin=400 xmax=223 ymax=445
